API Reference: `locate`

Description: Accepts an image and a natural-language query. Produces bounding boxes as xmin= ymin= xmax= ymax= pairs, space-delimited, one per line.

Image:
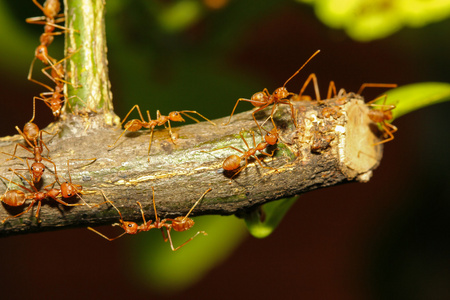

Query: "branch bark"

xmin=0 ymin=0 xmax=383 ymax=236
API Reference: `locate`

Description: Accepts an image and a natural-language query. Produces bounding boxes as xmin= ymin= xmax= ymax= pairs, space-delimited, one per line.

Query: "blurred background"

xmin=0 ymin=0 xmax=450 ymax=299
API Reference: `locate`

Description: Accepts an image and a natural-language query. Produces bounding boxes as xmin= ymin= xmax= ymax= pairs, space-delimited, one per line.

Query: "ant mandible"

xmin=109 ymin=104 xmax=216 ymax=160
xmin=88 ymin=187 xmax=211 ymax=251
xmin=223 ymin=50 xmax=321 ymax=132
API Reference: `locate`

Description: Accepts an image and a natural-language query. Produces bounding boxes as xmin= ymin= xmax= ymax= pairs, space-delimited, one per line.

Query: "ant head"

xmin=169 ymin=111 xmax=185 ymax=122
xmin=223 ymin=155 xmax=241 ymax=171
xmin=31 ymin=162 xmax=45 ymax=182
xmin=264 ymin=129 xmax=278 ymax=145
xmin=273 ymin=87 xmax=289 ymax=99
xmin=121 ymin=221 xmax=139 ymax=234
xmin=50 ymin=103 xmax=62 ymax=117
xmin=23 ymin=122 xmax=39 ymax=142
xmin=60 ymin=182 xmax=81 ymax=198
xmin=250 ymin=92 xmax=267 ymax=107
xmin=35 ymin=45 xmax=48 ymax=62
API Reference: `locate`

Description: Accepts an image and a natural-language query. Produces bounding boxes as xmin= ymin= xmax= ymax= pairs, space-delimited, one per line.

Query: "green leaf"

xmin=379 ymin=82 xmax=450 ymax=121
xmin=131 ymin=215 xmax=247 ymax=294
xmin=244 ymin=196 xmax=298 ymax=239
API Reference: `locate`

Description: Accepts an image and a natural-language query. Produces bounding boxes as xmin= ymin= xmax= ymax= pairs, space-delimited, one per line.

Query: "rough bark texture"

xmin=0 ymin=95 xmax=383 ymax=236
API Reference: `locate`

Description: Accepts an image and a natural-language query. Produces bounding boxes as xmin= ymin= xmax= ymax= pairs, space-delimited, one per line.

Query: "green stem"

xmin=64 ymin=0 xmax=118 ymax=125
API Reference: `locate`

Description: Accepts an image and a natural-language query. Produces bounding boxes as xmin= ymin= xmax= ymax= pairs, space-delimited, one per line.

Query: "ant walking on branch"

xmin=212 ymin=118 xmax=279 ymax=179
xmin=2 ymin=101 xmax=58 ymax=184
xmin=109 ymin=104 xmax=216 ymax=160
xmin=0 ymin=169 xmax=85 ymax=223
xmin=88 ymin=187 xmax=212 ymax=251
xmin=223 ymin=50 xmax=321 ymax=132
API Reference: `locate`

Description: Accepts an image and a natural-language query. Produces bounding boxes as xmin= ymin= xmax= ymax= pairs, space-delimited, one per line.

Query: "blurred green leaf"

xmin=131 ymin=215 xmax=247 ymax=294
xmin=0 ymin=2 xmax=41 ymax=76
xmin=380 ymin=82 xmax=450 ymax=120
xmin=298 ymin=0 xmax=450 ymax=41
xmin=245 ymin=196 xmax=298 ymax=238
xmin=157 ymin=0 xmax=204 ymax=33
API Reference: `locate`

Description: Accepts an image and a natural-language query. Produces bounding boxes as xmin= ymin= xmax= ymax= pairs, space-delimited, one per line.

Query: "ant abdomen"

xmin=171 ymin=217 xmax=195 ymax=232
xmin=223 ymin=155 xmax=241 ymax=171
xmin=2 ymin=190 xmax=27 ymax=207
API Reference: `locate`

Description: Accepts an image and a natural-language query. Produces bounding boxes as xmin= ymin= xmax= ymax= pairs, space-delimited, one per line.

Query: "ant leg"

xmin=298 ymin=73 xmax=321 ymax=102
xmin=170 ymin=230 xmax=208 ymax=251
xmin=150 ymin=187 xmax=159 ymax=221
xmin=2 ymin=201 xmax=37 ymax=224
xmin=327 ymin=81 xmax=337 ymax=99
xmin=239 ymin=130 xmax=252 ymax=151
xmin=276 ymin=98 xmax=297 ymax=127
xmin=210 ymin=146 xmax=244 ymax=154
xmin=41 ymin=48 xmax=82 ymax=85
xmin=281 ymin=50 xmax=321 ymax=88
xmin=180 ymin=188 xmax=211 ymax=221
xmin=109 ymin=127 xmax=131 ymax=148
xmin=230 ymin=157 xmax=248 ymax=179
xmin=250 ymin=103 xmax=270 ymax=134
xmin=121 ymin=104 xmax=147 ymax=127
xmin=109 ymin=106 xmax=147 ymax=148
xmin=8 ymin=142 xmax=34 ymax=160
xmin=373 ymin=122 xmax=397 ymax=146
xmin=180 ymin=111 xmax=216 ymax=126
xmin=357 ymin=83 xmax=398 ymax=95
xmin=87 ymin=227 xmax=128 ymax=241
xmin=42 ymin=157 xmax=59 ymax=182
xmin=166 ymin=120 xmax=178 ymax=145
xmin=147 ymin=127 xmax=155 ymax=160
xmin=0 ymin=149 xmax=28 ymax=164
xmin=222 ymin=98 xmax=267 ymax=126
xmin=27 ymin=57 xmax=54 ymax=91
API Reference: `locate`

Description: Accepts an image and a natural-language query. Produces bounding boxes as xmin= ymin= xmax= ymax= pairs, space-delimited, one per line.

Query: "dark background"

xmin=0 ymin=1 xmax=449 ymax=299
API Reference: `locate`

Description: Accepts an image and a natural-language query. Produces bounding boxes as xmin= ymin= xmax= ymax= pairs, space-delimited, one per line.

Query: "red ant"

xmin=30 ymin=49 xmax=83 ymax=117
xmin=56 ymin=158 xmax=97 ymax=206
xmin=2 ymin=118 xmax=57 ymax=184
xmin=109 ymin=105 xmax=216 ymax=160
xmin=26 ymin=0 xmax=65 ymax=29
xmin=88 ymin=187 xmax=211 ymax=251
xmin=0 ymin=169 xmax=84 ymax=223
xmin=1 ymin=138 xmax=56 ymax=184
xmin=26 ymin=0 xmax=66 ymax=47
xmin=223 ymin=50 xmax=321 ymax=132
xmin=214 ymin=120 xmax=279 ymax=178
xmin=352 ymin=83 xmax=398 ymax=145
xmin=366 ymin=95 xmax=397 ymax=145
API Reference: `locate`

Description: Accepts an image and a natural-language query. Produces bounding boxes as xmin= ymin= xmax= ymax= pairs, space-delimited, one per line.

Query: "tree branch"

xmin=0 ymin=96 xmax=383 ymax=236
